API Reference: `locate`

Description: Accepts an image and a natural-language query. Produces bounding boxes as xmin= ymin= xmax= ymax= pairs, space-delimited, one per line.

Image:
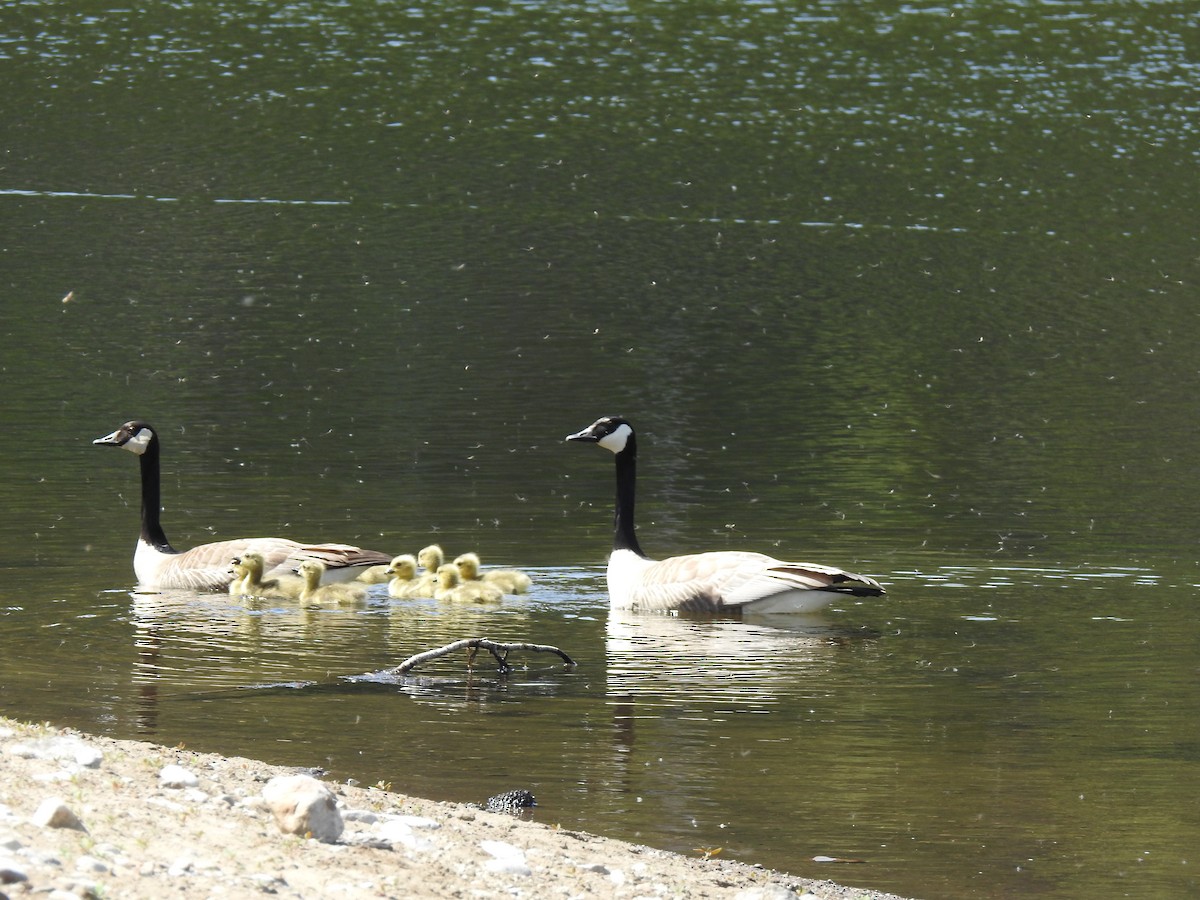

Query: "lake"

xmin=1 ymin=1 xmax=1198 ymax=897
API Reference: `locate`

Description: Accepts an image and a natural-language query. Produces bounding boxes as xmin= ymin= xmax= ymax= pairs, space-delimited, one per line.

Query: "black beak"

xmin=565 ymin=426 xmax=599 ymax=443
xmin=93 ymin=430 xmax=124 ymax=447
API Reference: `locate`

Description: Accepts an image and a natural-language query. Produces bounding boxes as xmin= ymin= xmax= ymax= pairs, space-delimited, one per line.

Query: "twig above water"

xmin=389 ymin=638 xmax=577 ymax=675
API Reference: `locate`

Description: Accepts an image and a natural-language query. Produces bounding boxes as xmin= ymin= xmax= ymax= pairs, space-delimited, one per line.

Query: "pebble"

xmin=479 ymin=840 xmax=531 ymax=876
xmin=31 ymin=798 xmax=85 ymax=831
xmin=74 ymin=746 xmax=103 ymax=769
xmin=262 ymin=774 xmax=344 ymax=843
xmin=8 ymin=735 xmax=103 ymax=773
xmin=0 ymin=855 xmax=29 ymax=884
xmin=734 ymin=887 xmax=801 ymax=900
xmin=75 ymin=854 xmax=109 ymax=874
xmin=373 ymin=816 xmax=438 ymax=852
xmin=159 ymin=764 xmax=200 ymax=789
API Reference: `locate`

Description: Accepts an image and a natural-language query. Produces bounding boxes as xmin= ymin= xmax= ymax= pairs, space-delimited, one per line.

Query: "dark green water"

xmin=2 ymin=2 xmax=1199 ymax=897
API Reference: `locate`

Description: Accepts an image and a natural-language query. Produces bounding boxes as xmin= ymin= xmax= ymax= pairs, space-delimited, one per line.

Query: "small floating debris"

xmin=812 ymin=855 xmax=866 ymax=864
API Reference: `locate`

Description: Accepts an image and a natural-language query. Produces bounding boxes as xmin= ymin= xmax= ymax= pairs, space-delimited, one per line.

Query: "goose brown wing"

xmin=626 ymin=551 xmax=883 ymax=612
xmin=156 ymin=537 xmax=302 ymax=591
xmin=263 ymin=543 xmax=393 ymax=583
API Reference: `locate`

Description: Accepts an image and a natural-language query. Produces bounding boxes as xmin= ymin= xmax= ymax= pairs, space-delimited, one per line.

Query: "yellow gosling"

xmin=231 ymin=552 xmax=303 ymax=600
xmin=356 ymin=564 xmax=393 ymax=584
xmin=385 ymin=554 xmax=427 ymax=598
xmin=453 ymin=552 xmax=531 ymax=595
xmin=297 ymin=559 xmax=369 ymax=604
xmin=417 ymin=544 xmax=445 ymax=573
xmin=433 ymin=563 xmax=503 ymax=603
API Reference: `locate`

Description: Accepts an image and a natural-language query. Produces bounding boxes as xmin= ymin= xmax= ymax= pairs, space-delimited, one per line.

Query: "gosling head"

xmin=418 ymin=544 xmax=445 ymax=572
xmin=296 ymin=559 xmax=326 ymax=583
xmin=453 ymin=552 xmax=481 ymax=580
xmin=436 ymin=563 xmax=461 ymax=589
xmin=386 ymin=554 xmax=418 ymax=579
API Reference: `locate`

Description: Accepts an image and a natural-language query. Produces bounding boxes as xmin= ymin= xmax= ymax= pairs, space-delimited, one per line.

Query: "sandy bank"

xmin=0 ymin=717 xmax=915 ymax=899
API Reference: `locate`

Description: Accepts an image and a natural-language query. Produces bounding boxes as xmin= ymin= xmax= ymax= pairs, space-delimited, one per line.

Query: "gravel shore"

xmin=0 ymin=717 xmax=916 ymax=899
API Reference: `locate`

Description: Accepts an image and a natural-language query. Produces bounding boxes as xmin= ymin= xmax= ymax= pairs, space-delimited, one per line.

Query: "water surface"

xmin=2 ymin=1 xmax=1199 ymax=897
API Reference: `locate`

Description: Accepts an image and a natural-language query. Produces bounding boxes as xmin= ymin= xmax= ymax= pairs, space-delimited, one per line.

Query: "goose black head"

xmin=94 ymin=420 xmax=157 ymax=455
xmin=566 ymin=416 xmax=634 ymax=454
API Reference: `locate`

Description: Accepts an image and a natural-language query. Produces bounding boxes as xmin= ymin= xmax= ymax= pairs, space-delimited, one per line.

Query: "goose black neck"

xmin=612 ymin=436 xmax=645 ymax=557
xmin=139 ymin=434 xmax=175 ymax=553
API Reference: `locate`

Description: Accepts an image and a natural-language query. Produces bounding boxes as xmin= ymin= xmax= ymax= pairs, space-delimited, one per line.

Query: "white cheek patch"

xmin=123 ymin=428 xmax=154 ymax=456
xmin=597 ymin=423 xmax=632 ymax=454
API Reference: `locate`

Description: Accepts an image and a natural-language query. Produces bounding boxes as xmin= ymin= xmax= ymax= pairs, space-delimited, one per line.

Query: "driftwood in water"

xmin=389 ymin=638 xmax=576 ymax=675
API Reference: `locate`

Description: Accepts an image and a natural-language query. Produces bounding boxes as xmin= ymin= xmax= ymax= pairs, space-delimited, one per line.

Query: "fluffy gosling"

xmin=356 ymin=564 xmax=393 ymax=584
xmin=297 ymin=559 xmax=369 ymax=604
xmin=434 ymin=563 xmax=504 ymax=603
xmin=417 ymin=544 xmax=445 ymax=573
xmin=453 ymin=552 xmax=531 ymax=595
xmin=385 ymin=554 xmax=428 ymax=598
xmin=231 ymin=552 xmax=303 ymax=600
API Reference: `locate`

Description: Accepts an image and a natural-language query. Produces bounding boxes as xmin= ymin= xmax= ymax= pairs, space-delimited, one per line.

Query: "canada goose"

xmin=385 ymin=554 xmax=426 ymax=598
xmin=453 ymin=552 xmax=531 ymax=595
xmin=230 ymin=551 xmax=303 ymax=600
xmin=93 ymin=420 xmax=392 ymax=591
xmin=565 ymin=416 xmax=885 ymax=614
xmin=433 ymin=563 xmax=504 ymax=603
xmin=296 ymin=559 xmax=369 ymax=604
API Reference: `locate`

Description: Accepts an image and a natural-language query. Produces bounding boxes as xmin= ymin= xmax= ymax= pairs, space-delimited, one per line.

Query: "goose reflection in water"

xmin=127 ymin=586 xmax=398 ymax=733
xmin=605 ymin=608 xmax=852 ymax=751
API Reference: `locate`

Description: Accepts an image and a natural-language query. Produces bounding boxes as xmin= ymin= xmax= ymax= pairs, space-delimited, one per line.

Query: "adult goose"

xmin=565 ymin=416 xmax=885 ymax=614
xmin=94 ymin=420 xmax=392 ymax=591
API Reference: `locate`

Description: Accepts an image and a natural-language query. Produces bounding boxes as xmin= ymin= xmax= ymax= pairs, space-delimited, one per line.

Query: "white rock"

xmin=74 ymin=746 xmax=103 ymax=768
xmin=31 ymin=797 xmax=85 ymax=831
xmin=146 ymin=796 xmax=187 ymax=814
xmin=734 ymin=887 xmax=801 ymax=900
xmin=480 ymin=840 xmax=531 ymax=876
xmin=159 ymin=764 xmax=199 ymax=788
xmin=0 ymin=854 xmax=29 ymax=884
xmin=167 ymin=857 xmax=194 ymax=877
xmin=262 ymin=775 xmax=344 ymax=843
xmin=75 ymin=854 xmax=109 ymax=874
xmin=373 ymin=818 xmax=435 ymax=852
xmin=10 ymin=736 xmax=101 ymax=769
xmin=180 ymin=788 xmax=209 ymax=805
xmin=391 ymin=815 xmax=439 ymax=830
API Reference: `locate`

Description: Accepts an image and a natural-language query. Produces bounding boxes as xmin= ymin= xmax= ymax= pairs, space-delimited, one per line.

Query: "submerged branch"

xmin=389 ymin=638 xmax=577 ymax=675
